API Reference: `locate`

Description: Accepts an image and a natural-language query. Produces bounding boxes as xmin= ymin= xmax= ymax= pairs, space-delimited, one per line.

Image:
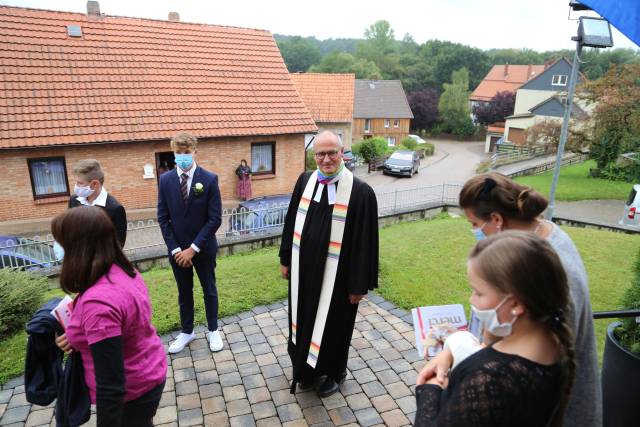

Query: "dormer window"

xmin=552 ymin=75 xmax=568 ymax=86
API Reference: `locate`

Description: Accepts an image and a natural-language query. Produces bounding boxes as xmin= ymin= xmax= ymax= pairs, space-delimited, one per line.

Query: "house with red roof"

xmin=0 ymin=3 xmax=316 ymax=225
xmin=470 ymin=64 xmax=547 ymax=152
xmin=290 ymin=73 xmax=355 ymax=148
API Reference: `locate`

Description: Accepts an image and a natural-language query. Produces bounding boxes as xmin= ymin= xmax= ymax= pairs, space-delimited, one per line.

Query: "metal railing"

xmin=506 ymin=153 xmax=589 ymax=178
xmin=0 ymin=184 xmax=465 ymax=271
xmin=491 ymin=144 xmax=552 ymax=168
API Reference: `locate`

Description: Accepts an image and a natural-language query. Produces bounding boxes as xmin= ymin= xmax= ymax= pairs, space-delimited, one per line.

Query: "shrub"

xmin=0 ymin=269 xmax=47 ymax=339
xmin=599 ymin=162 xmax=640 ymax=183
xmin=352 ymin=137 xmax=389 ymax=163
xmin=422 ymin=142 xmax=435 ymax=156
xmin=305 ymin=149 xmax=316 ymax=171
xmin=615 ymin=249 xmax=640 ymax=355
xmin=400 ymin=137 xmax=418 ymax=151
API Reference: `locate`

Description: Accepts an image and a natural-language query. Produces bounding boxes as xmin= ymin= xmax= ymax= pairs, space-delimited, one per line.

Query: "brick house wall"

xmin=0 ymin=133 xmax=305 ymax=222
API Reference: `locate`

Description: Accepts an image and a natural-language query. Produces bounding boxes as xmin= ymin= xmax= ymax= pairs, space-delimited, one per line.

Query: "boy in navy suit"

xmin=157 ymin=133 xmax=223 ymax=353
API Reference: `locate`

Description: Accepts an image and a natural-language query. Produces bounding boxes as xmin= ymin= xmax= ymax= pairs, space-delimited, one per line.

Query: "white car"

xmin=408 ymin=134 xmax=427 ymax=144
xmin=620 ymin=184 xmax=640 ymax=227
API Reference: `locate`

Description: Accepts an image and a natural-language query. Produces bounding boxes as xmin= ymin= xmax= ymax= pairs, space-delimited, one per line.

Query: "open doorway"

xmin=155 ymin=152 xmax=176 ymax=184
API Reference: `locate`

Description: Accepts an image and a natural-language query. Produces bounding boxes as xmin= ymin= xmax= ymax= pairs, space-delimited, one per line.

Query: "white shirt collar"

xmin=77 ymin=187 xmax=108 ymax=207
xmin=176 ymin=162 xmax=197 ymax=178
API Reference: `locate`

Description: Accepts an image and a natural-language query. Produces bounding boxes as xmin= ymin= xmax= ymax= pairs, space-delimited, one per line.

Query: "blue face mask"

xmin=175 ymin=153 xmax=193 ymax=170
xmin=53 ymin=240 xmax=65 ymax=261
xmin=471 ymin=222 xmax=488 ymax=241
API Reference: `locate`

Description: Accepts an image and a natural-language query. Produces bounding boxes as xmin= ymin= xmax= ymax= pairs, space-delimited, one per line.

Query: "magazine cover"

xmin=411 ymin=304 xmax=468 ymax=358
xmin=50 ymin=295 xmax=74 ymax=330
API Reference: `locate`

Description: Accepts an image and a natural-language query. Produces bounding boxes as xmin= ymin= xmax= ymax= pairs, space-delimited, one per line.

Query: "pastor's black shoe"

xmin=316 ymin=372 xmax=346 ymax=398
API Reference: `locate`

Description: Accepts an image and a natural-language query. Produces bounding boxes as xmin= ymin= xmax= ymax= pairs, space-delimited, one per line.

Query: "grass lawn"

xmin=0 ymin=248 xmax=287 ymax=385
xmin=514 ymin=160 xmax=631 ymax=201
xmin=1 ymin=216 xmax=638 ymax=384
xmin=377 ymin=216 xmax=640 ymax=364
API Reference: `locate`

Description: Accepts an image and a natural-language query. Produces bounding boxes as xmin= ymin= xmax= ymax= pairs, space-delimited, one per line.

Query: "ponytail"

xmin=548 ymin=312 xmax=576 ymax=427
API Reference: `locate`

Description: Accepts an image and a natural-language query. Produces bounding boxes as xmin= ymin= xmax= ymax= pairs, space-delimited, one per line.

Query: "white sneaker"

xmin=168 ymin=332 xmax=194 ymax=354
xmin=208 ymin=330 xmax=223 ymax=352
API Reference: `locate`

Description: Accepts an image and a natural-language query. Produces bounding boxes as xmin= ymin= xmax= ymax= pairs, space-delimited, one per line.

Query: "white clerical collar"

xmin=176 ymin=162 xmax=197 ymax=178
xmin=78 ymin=187 xmax=108 ymax=207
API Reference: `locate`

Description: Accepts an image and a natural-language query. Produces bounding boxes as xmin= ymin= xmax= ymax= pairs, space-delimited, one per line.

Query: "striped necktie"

xmin=180 ymin=173 xmax=189 ymax=203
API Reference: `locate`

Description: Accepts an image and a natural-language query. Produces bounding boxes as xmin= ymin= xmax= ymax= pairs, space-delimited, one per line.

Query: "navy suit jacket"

xmin=157 ymin=166 xmax=222 ymax=256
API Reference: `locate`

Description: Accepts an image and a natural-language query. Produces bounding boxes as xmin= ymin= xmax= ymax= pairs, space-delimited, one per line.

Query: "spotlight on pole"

xmin=545 ymin=15 xmax=613 ymax=220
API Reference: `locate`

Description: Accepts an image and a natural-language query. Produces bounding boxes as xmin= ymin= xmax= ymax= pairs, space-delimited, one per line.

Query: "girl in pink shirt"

xmin=53 ymin=206 xmax=167 ymax=427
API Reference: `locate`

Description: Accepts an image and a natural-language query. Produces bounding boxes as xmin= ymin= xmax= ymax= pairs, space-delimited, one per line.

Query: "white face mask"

xmin=74 ymin=183 xmax=94 ymax=198
xmin=471 ymin=295 xmax=518 ymax=337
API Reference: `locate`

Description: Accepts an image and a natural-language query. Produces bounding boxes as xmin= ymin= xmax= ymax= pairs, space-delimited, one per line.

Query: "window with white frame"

xmin=251 ymin=142 xmax=275 ymax=175
xmin=552 ymin=75 xmax=568 ymax=86
xmin=386 ymin=136 xmax=396 ymax=146
xmin=384 ymin=119 xmax=390 ymax=128
xmin=393 ymin=120 xmax=400 ymax=128
xmin=27 ymin=157 xmax=70 ymax=199
xmin=364 ymin=119 xmax=371 ymax=132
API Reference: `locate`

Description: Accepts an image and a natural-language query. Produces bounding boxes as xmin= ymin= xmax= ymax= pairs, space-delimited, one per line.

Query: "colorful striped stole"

xmin=290 ymin=168 xmax=354 ymax=368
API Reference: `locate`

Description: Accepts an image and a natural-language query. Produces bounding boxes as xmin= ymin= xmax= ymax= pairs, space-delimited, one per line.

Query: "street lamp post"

xmin=545 ymin=16 xmax=613 ymax=220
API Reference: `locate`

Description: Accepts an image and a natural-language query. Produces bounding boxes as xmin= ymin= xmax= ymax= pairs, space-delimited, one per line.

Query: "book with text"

xmin=412 ymin=304 xmax=468 ymax=358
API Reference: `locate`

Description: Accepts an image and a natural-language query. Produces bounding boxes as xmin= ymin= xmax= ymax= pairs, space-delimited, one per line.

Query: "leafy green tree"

xmin=309 ymin=52 xmax=382 ymax=79
xmin=419 ymin=40 xmax=490 ymax=92
xmin=581 ymin=64 xmax=640 ymax=170
xmin=352 ymin=137 xmax=389 ymax=163
xmin=439 ymin=68 xmax=475 ymax=136
xmin=276 ymin=36 xmax=322 ymax=72
xmin=356 ymin=20 xmax=400 ymax=79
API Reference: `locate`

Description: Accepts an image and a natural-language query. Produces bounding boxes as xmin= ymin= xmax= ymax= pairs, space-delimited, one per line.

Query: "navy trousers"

xmin=170 ymin=251 xmax=219 ymax=334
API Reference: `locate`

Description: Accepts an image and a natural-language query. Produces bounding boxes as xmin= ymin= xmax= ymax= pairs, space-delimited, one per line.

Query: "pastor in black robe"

xmin=279 ymin=171 xmax=379 ymax=390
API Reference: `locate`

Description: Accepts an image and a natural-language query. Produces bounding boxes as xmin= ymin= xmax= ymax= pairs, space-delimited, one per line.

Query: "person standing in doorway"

xmin=235 ymin=159 xmax=252 ymax=201
xmin=157 ymin=133 xmax=223 ymax=353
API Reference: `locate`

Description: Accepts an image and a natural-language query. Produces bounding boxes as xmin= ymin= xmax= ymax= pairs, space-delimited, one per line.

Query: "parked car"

xmin=382 ymin=150 xmax=420 ymax=177
xmin=228 ymin=194 xmax=291 ymax=236
xmin=343 ymin=150 xmax=356 ymax=171
xmin=0 ymin=235 xmax=58 ymax=270
xmin=620 ymin=184 xmax=640 ymax=227
xmin=408 ymin=134 xmax=427 ymax=144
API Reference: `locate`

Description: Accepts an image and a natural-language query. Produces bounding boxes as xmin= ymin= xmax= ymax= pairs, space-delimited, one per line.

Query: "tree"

xmin=419 ymin=40 xmax=491 ymax=93
xmin=439 ymin=68 xmax=475 ymax=136
xmin=356 ymin=20 xmax=401 ymax=79
xmin=276 ymin=36 xmax=322 ymax=72
xmin=472 ymin=91 xmax=516 ymax=125
xmin=408 ymin=89 xmax=439 ymax=131
xmin=524 ymin=119 xmax=585 ymax=153
xmin=581 ymin=64 xmax=640 ymax=169
xmin=309 ymin=52 xmax=382 ymax=79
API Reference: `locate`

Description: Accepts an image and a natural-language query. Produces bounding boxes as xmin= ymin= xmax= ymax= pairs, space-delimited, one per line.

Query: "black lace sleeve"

xmin=415 ymin=349 xmax=562 ymax=427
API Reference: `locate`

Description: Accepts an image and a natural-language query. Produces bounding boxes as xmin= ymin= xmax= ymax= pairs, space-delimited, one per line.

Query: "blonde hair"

xmin=72 ymin=159 xmax=104 ymax=184
xmin=170 ymin=133 xmax=198 ymax=151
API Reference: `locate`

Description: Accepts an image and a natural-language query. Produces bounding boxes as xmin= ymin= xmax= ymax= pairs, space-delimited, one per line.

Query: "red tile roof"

xmin=470 ymin=64 xmax=547 ymax=102
xmin=290 ymin=73 xmax=354 ymax=123
xmin=0 ymin=6 xmax=316 ymax=149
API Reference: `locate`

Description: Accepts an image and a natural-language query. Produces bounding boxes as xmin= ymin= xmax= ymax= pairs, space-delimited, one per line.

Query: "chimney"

xmin=168 ymin=12 xmax=180 ymax=22
xmin=86 ymin=1 xmax=100 ymax=17
xmin=527 ymin=64 xmax=532 ymax=78
xmin=503 ymin=63 xmax=509 ymax=79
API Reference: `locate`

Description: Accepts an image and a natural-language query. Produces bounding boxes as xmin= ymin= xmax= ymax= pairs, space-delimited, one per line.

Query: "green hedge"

xmin=0 ymin=269 xmax=46 ymax=340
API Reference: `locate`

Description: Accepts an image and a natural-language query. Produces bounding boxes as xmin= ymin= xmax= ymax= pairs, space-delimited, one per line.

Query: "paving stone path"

xmin=0 ymin=294 xmax=423 ymax=426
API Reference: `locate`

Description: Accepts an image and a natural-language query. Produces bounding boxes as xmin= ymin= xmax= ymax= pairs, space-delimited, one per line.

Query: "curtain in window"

xmin=252 ymin=144 xmax=273 ymax=173
xmin=31 ymin=160 xmax=67 ymax=196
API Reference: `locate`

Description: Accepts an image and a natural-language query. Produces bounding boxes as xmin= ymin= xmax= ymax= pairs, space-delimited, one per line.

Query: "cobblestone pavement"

xmin=0 ymin=294 xmax=423 ymax=426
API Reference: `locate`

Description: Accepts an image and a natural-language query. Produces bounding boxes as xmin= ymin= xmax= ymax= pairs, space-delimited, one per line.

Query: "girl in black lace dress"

xmin=415 ymin=232 xmax=575 ymax=427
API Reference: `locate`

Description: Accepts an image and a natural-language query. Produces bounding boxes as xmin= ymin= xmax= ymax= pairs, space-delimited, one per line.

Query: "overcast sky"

xmin=1 ymin=0 xmax=637 ymax=51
